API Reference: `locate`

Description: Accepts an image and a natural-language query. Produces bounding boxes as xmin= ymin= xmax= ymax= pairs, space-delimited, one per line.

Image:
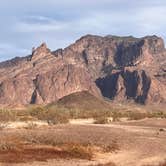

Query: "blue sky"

xmin=0 ymin=0 xmax=166 ymax=62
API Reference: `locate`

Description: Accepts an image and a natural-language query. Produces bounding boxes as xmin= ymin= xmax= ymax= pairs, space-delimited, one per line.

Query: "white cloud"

xmin=1 ymin=0 xmax=166 ymax=61
xmin=13 ymin=15 xmax=69 ymax=32
xmin=15 ymin=21 xmax=66 ymax=32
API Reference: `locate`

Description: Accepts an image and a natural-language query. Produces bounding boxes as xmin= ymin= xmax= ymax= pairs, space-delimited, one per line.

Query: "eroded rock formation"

xmin=0 ymin=35 xmax=165 ymax=106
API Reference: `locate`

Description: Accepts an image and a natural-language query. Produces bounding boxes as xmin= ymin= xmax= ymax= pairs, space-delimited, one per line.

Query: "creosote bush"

xmin=25 ymin=106 xmax=69 ymax=124
xmin=94 ymin=117 xmax=109 ymax=124
xmin=0 ymin=109 xmax=17 ymax=122
xmin=0 ymin=104 xmax=166 ymax=124
xmin=91 ymin=162 xmax=117 ymax=166
xmin=0 ymin=142 xmax=15 ymax=152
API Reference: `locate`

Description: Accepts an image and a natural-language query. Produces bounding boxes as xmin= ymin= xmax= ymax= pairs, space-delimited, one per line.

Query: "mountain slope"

xmin=55 ymin=91 xmax=111 ymax=111
xmin=0 ymin=35 xmax=166 ymax=106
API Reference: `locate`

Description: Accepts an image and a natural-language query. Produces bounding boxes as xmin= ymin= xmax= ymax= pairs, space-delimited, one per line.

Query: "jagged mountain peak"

xmin=0 ymin=34 xmax=165 ymax=106
xmin=30 ymin=42 xmax=52 ymax=61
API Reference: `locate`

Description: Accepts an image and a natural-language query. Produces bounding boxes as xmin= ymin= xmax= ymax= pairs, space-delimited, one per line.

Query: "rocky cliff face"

xmin=0 ymin=35 xmax=166 ymax=106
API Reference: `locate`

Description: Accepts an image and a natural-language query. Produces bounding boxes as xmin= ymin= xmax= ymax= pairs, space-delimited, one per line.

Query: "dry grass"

xmin=0 ymin=145 xmax=93 ymax=163
xmin=0 ymin=119 xmax=165 ymax=165
xmin=1 ymin=90 xmax=112 ymax=124
xmin=0 ymin=135 xmax=93 ymax=163
xmin=21 ymin=130 xmax=119 ymax=153
xmin=0 ymin=109 xmax=17 ymax=122
xmin=101 ymin=140 xmax=119 ymax=153
xmin=60 ymin=143 xmax=93 ymax=160
xmin=111 ymin=111 xmax=166 ymax=121
xmin=0 ymin=97 xmax=166 ymax=125
xmin=0 ymin=127 xmax=120 ymax=163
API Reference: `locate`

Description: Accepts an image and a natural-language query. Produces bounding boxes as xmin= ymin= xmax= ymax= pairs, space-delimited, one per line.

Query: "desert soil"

xmin=0 ymin=118 xmax=166 ymax=166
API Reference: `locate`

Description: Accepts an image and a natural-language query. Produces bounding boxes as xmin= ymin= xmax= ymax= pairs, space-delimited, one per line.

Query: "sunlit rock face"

xmin=0 ymin=34 xmax=165 ymax=106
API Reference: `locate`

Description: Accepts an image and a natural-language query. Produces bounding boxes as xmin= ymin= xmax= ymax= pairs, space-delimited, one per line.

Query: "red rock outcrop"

xmin=0 ymin=35 xmax=165 ymax=106
xmin=0 ymin=42 xmax=101 ymax=106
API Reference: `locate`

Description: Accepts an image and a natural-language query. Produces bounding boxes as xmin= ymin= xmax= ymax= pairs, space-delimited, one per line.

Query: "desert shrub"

xmin=0 ymin=141 xmax=15 ymax=152
xmin=126 ymin=111 xmax=166 ymax=120
xmin=91 ymin=162 xmax=117 ymax=166
xmin=94 ymin=117 xmax=109 ymax=124
xmin=25 ymin=106 xmax=69 ymax=124
xmin=150 ymin=112 xmax=166 ymax=118
xmin=44 ymin=109 xmax=69 ymax=124
xmin=24 ymin=122 xmax=37 ymax=130
xmin=0 ymin=123 xmax=8 ymax=130
xmin=62 ymin=143 xmax=93 ymax=160
xmin=19 ymin=116 xmax=37 ymax=122
xmin=68 ymin=109 xmax=112 ymax=119
xmin=111 ymin=112 xmax=122 ymax=121
xmin=24 ymin=106 xmax=114 ymax=123
xmin=110 ymin=110 xmax=166 ymax=121
xmin=21 ymin=131 xmax=93 ymax=159
xmin=21 ymin=132 xmax=41 ymax=144
xmin=22 ymin=132 xmax=63 ymax=145
xmin=0 ymin=109 xmax=17 ymax=122
xmin=127 ymin=112 xmax=147 ymax=120
xmin=22 ymin=130 xmax=119 ymax=155
xmin=101 ymin=140 xmax=120 ymax=153
xmin=26 ymin=106 xmax=46 ymax=118
xmin=112 ymin=111 xmax=150 ymax=121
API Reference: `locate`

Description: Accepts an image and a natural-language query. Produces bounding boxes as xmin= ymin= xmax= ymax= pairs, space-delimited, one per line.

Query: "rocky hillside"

xmin=0 ymin=35 xmax=166 ymax=106
xmin=55 ymin=91 xmax=111 ymax=111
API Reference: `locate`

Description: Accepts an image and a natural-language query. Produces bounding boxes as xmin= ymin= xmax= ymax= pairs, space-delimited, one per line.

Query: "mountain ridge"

xmin=0 ymin=34 xmax=166 ymax=106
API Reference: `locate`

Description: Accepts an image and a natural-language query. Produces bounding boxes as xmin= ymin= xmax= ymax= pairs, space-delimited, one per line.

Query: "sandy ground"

xmin=0 ymin=118 xmax=166 ymax=166
xmin=4 ymin=121 xmax=48 ymax=129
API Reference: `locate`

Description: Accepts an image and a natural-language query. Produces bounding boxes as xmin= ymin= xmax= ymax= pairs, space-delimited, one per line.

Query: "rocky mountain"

xmin=0 ymin=35 xmax=166 ymax=106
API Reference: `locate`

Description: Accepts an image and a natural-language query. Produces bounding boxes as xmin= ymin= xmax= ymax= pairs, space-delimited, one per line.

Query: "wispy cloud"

xmin=15 ymin=19 xmax=67 ymax=32
xmin=0 ymin=0 xmax=166 ymax=61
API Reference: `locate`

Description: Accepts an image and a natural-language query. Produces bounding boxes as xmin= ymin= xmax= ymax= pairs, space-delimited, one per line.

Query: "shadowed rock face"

xmin=95 ymin=70 xmax=152 ymax=104
xmin=0 ymin=34 xmax=166 ymax=106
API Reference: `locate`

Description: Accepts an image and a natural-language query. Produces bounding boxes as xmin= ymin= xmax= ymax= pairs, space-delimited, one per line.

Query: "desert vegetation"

xmin=0 ymin=113 xmax=165 ymax=165
xmin=0 ymin=126 xmax=120 ymax=164
xmin=0 ymin=101 xmax=165 ymax=165
xmin=0 ymin=104 xmax=166 ymax=126
xmin=90 ymin=162 xmax=117 ymax=166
